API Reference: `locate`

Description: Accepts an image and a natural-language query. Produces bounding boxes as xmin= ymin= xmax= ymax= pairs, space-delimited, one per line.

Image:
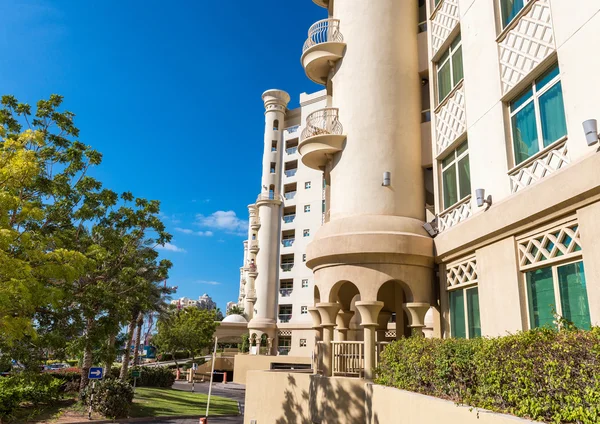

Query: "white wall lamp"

xmin=423 ymin=217 xmax=438 ymax=237
xmin=382 ymin=171 xmax=391 ymax=187
xmin=475 ymin=188 xmax=492 ymax=211
xmin=582 ymin=119 xmax=599 ymax=146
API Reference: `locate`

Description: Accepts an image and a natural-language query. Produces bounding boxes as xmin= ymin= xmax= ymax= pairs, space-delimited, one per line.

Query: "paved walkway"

xmin=172 ymin=381 xmax=246 ymax=405
xmin=135 ymin=417 xmax=242 ymax=424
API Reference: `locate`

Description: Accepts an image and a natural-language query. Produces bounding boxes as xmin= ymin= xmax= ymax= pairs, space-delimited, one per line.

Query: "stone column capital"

xmin=316 ymin=302 xmax=341 ymax=327
xmin=262 ymin=89 xmax=290 ymax=113
xmin=355 ymin=301 xmax=384 ymax=327
xmin=403 ymin=302 xmax=430 ymax=328
xmin=336 ymin=310 xmax=355 ymax=330
xmin=308 ymin=307 xmax=322 ymax=329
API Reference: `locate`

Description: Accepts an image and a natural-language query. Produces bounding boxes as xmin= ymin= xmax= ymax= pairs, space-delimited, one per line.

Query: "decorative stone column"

xmin=316 ymin=302 xmax=341 ymax=377
xmin=376 ymin=310 xmax=392 ymax=342
xmin=336 ymin=310 xmax=354 ymax=341
xmin=308 ymin=307 xmax=322 ymax=374
xmin=355 ymin=301 xmax=383 ymax=380
xmin=403 ymin=302 xmax=430 ymax=337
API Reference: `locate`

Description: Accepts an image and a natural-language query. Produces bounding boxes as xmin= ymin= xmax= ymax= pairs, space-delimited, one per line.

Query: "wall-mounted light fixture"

xmin=423 ymin=217 xmax=438 ymax=237
xmin=382 ymin=171 xmax=391 ymax=187
xmin=475 ymin=188 xmax=492 ymax=211
xmin=582 ymin=119 xmax=599 ymax=146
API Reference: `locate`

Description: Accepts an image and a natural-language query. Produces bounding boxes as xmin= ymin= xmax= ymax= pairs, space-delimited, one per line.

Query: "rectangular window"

xmin=436 ymin=34 xmax=463 ymax=103
xmin=270 ymin=162 xmax=276 ymax=173
xmin=301 ymin=306 xmax=308 ymax=314
xmin=302 ymin=279 xmax=309 ymax=288
xmin=278 ymin=336 xmax=291 ymax=355
xmin=510 ymin=63 xmax=567 ymax=165
xmin=500 ymin=0 xmax=530 ymax=28
xmin=271 ymin=141 xmax=277 ymax=152
xmin=303 ymin=229 xmax=310 ymax=237
xmin=449 ymin=286 xmax=480 ymax=338
xmin=441 ymin=141 xmax=470 ymax=210
xmin=305 ymin=181 xmax=311 ymax=189
xmin=299 ymin=339 xmax=307 ymax=347
xmin=304 ymin=205 xmax=311 ymax=213
xmin=526 ymin=260 xmax=591 ymax=330
xmin=302 ymin=254 xmax=306 ymax=262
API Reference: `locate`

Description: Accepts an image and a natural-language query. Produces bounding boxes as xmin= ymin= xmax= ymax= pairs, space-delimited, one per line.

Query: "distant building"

xmin=170 ymin=293 xmax=217 ymax=311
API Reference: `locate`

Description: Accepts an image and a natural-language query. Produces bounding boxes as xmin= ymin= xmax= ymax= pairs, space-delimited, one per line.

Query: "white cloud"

xmin=156 ymin=242 xmax=187 ymax=253
xmin=196 ymin=210 xmax=248 ymax=236
xmin=175 ymin=227 xmax=213 ymax=237
xmin=196 ymin=280 xmax=221 ymax=286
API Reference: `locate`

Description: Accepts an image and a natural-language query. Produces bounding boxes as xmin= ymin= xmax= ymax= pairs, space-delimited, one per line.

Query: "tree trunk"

xmin=132 ymin=312 xmax=144 ymax=367
xmin=120 ymin=315 xmax=137 ymax=380
xmin=104 ymin=332 xmax=116 ymax=371
xmin=80 ymin=317 xmax=94 ymax=392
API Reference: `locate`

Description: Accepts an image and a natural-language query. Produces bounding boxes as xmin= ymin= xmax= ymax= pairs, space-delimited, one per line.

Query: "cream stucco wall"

xmin=232 ymin=354 xmax=311 ymax=386
xmin=577 ymin=201 xmax=600 ymax=326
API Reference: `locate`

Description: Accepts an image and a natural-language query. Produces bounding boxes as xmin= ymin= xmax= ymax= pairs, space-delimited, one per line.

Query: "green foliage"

xmin=239 ymin=334 xmax=250 ymax=353
xmin=0 ymin=373 xmax=63 ymax=420
xmin=227 ymin=305 xmax=244 ymax=316
xmin=375 ymin=328 xmax=600 ymax=423
xmin=82 ymin=378 xmax=134 ymax=419
xmin=129 ymin=366 xmax=175 ymax=387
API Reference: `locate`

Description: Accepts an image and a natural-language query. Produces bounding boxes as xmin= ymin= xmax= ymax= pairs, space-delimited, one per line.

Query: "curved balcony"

xmin=250 ymin=218 xmax=261 ymax=230
xmin=301 ymin=19 xmax=345 ymax=85
xmin=298 ymin=108 xmax=345 ymax=170
xmin=249 ymin=240 xmax=259 ymax=253
xmin=311 ymin=0 xmax=329 ymax=8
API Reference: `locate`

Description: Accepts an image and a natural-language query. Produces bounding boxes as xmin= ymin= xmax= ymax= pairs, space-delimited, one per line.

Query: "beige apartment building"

xmin=236 ymin=0 xmax=600 ymax=390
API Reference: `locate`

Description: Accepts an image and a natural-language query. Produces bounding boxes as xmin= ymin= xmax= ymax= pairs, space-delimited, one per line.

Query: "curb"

xmin=68 ymin=414 xmax=241 ymax=423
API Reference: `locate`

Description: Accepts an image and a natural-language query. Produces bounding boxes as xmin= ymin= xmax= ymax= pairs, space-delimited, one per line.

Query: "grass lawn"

xmin=130 ymin=387 xmax=239 ymax=418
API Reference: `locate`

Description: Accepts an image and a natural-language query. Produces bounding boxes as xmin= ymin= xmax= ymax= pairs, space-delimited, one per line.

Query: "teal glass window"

xmin=441 ymin=141 xmax=471 ymax=210
xmin=436 ymin=34 xmax=463 ymax=102
xmin=466 ymin=287 xmax=481 ymax=338
xmin=500 ymin=0 xmax=528 ymax=28
xmin=449 ymin=285 xmax=481 ymax=339
xmin=526 ymin=260 xmax=591 ymax=330
xmin=449 ymin=290 xmax=466 ymax=338
xmin=510 ymin=63 xmax=567 ymax=165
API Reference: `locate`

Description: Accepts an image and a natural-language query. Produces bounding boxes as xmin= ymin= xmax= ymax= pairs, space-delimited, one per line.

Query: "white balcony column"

xmin=355 ymin=301 xmax=384 ymax=380
xmin=403 ymin=302 xmax=430 ymax=337
xmin=335 ymin=310 xmax=354 ymax=341
xmin=308 ymin=307 xmax=323 ymax=374
xmin=248 ymin=90 xmax=290 ymax=339
xmin=316 ymin=302 xmax=341 ymax=377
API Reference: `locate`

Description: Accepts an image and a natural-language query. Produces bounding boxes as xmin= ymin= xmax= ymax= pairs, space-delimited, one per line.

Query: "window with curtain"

xmin=436 ymin=34 xmax=463 ymax=103
xmin=441 ymin=141 xmax=471 ymax=210
xmin=509 ymin=63 xmax=567 ymax=165
xmin=449 ymin=286 xmax=481 ymax=338
xmin=525 ymin=260 xmax=591 ymax=330
xmin=500 ymin=0 xmax=530 ymax=28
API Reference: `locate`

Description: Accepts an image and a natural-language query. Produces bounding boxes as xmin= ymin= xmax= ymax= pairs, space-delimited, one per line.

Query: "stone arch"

xmin=273 ymin=119 xmax=279 ymax=130
xmin=377 ymin=280 xmax=412 ymax=339
xmin=329 ymin=280 xmax=361 ymax=311
xmin=314 ymin=285 xmax=321 ymax=304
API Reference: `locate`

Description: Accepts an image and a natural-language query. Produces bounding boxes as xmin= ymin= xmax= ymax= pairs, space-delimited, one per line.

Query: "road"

xmin=135 ymin=417 xmax=242 ymax=424
xmin=172 ymin=381 xmax=246 ymax=405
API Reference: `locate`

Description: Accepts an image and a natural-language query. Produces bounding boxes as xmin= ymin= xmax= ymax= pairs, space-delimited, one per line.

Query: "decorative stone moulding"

xmin=498 ymin=0 xmax=555 ymax=95
xmin=435 ymin=84 xmax=466 ymax=156
xmin=517 ymin=219 xmax=582 ymax=271
xmin=430 ymin=0 xmax=460 ymax=56
xmin=509 ymin=140 xmax=569 ymax=193
xmin=446 ymin=255 xmax=478 ymax=289
xmin=438 ymin=195 xmax=472 ymax=233
xmin=312 ymin=0 xmax=328 ymax=8
xmin=298 ymin=107 xmax=345 ymax=170
xmin=301 ymin=18 xmax=345 ymax=85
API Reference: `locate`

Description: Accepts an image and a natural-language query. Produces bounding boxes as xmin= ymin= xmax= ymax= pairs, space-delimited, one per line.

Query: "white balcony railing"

xmin=285 ymin=169 xmax=297 ymax=178
xmin=302 ymin=18 xmax=343 ymax=53
xmin=332 ymin=341 xmax=364 ymax=377
xmin=438 ymin=195 xmax=473 ymax=233
xmin=283 ymin=214 xmax=296 ymax=224
xmin=282 ymin=239 xmax=295 ymax=248
xmin=284 ymin=191 xmax=297 ymax=200
xmin=301 ymin=108 xmax=344 ymax=142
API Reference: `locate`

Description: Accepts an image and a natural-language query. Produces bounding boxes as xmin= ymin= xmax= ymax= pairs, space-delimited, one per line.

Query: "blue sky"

xmin=0 ymin=0 xmax=323 ymax=311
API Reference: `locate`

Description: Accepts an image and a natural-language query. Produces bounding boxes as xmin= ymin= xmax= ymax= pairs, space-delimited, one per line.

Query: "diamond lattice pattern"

xmin=438 ymin=196 xmax=472 ymax=232
xmin=447 ymin=256 xmax=478 ymax=289
xmin=518 ymin=221 xmax=582 ymax=269
xmin=510 ymin=142 xmax=569 ymax=193
xmin=436 ymin=85 xmax=466 ymax=155
xmin=499 ymin=0 xmax=555 ymax=94
xmin=430 ymin=0 xmax=460 ymax=56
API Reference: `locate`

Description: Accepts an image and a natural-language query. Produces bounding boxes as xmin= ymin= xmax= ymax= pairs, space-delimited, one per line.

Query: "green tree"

xmin=227 ymin=305 xmax=244 ymax=316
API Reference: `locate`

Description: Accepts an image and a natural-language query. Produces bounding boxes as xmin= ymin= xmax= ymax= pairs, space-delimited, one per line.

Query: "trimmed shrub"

xmin=0 ymin=373 xmax=63 ymax=420
xmin=82 ymin=378 xmax=133 ymax=419
xmin=128 ymin=366 xmax=175 ymax=388
xmin=375 ymin=328 xmax=600 ymax=423
xmin=51 ymin=371 xmax=82 ymax=393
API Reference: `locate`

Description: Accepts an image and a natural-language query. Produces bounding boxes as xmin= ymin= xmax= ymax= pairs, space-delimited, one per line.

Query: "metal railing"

xmin=285 ymin=169 xmax=297 ymax=177
xmin=303 ymin=18 xmax=343 ymax=53
xmin=284 ymin=191 xmax=297 ymax=200
xmin=286 ymin=146 xmax=298 ymax=155
xmin=278 ymin=314 xmax=292 ymax=323
xmin=332 ymin=341 xmax=364 ymax=377
xmin=301 ymin=108 xmax=343 ymax=142
xmin=281 ymin=263 xmax=294 ymax=272
xmin=286 ymin=125 xmax=300 ymax=133
xmin=282 ymin=239 xmax=295 ymax=247
xmin=283 ymin=214 xmax=296 ymax=224
xmin=257 ymin=193 xmax=276 ymax=201
xmin=279 ymin=288 xmax=293 ymax=297
xmin=278 ymin=347 xmax=291 ymax=356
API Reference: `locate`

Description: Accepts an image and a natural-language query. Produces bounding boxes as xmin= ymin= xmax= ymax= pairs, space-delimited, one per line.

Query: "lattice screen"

xmin=435 ymin=85 xmax=467 ymax=156
xmin=278 ymin=330 xmax=292 ymax=337
xmin=517 ymin=220 xmax=582 ymax=270
xmin=430 ymin=0 xmax=460 ymax=56
xmin=510 ymin=141 xmax=569 ymax=193
xmin=446 ymin=256 xmax=478 ymax=289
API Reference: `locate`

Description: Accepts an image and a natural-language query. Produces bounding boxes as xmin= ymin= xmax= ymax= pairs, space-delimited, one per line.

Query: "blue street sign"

xmin=88 ymin=367 xmax=104 ymax=379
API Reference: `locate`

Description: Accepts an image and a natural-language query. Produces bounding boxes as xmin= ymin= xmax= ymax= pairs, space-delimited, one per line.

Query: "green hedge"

xmin=128 ymin=366 xmax=175 ymax=387
xmin=0 ymin=373 xmax=63 ymax=420
xmin=375 ymin=328 xmax=600 ymax=423
xmin=81 ymin=378 xmax=133 ymax=419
